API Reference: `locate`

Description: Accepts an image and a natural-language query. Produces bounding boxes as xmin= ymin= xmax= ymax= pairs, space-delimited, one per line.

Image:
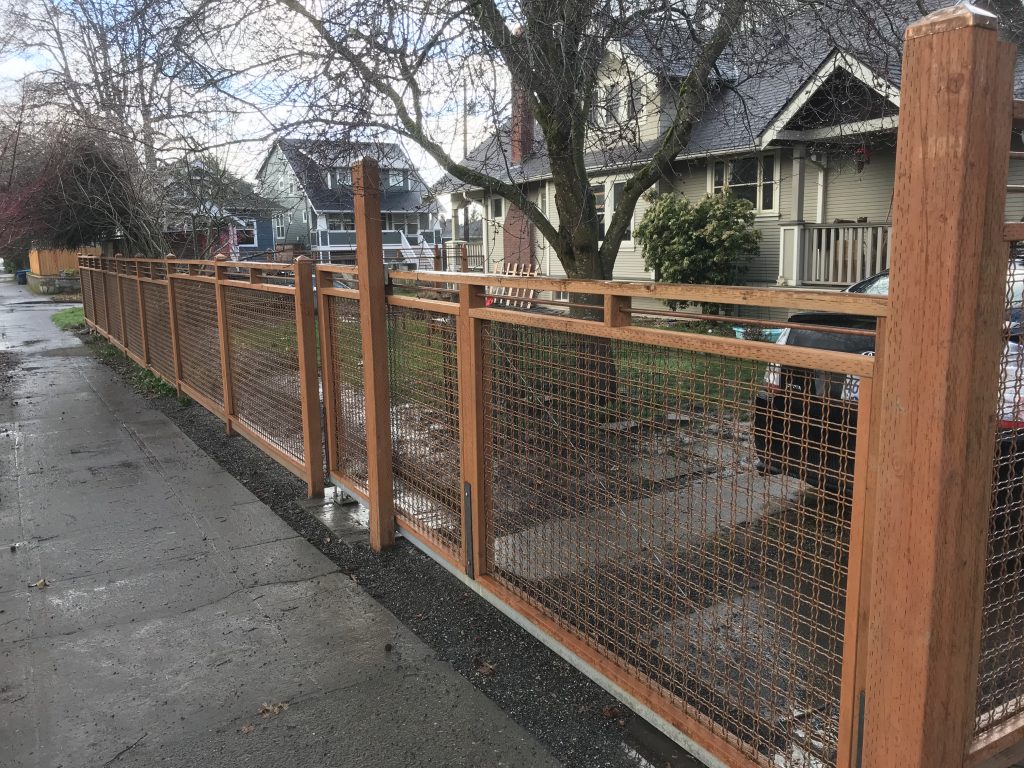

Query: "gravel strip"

xmin=80 ymin=332 xmax=702 ymax=768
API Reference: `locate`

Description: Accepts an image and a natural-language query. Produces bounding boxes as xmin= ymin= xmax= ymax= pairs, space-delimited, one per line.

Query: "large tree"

xmin=206 ymin=0 xmax=915 ymax=280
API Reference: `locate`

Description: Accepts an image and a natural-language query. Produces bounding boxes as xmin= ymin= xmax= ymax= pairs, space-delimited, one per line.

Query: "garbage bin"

xmin=15 ymin=269 xmax=28 ymax=285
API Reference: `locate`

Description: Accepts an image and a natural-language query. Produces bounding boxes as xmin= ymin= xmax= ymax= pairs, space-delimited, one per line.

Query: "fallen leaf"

xmin=258 ymin=702 xmax=289 ymax=718
xmin=240 ymin=723 xmax=255 ymax=734
xmin=323 ymin=536 xmax=331 ymax=545
xmin=601 ymin=705 xmax=622 ymax=720
xmin=474 ymin=656 xmax=496 ymax=677
xmin=28 ymin=578 xmax=50 ymax=589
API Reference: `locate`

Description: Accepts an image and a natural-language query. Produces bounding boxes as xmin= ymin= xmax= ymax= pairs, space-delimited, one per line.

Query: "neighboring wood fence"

xmin=78 ymin=8 xmax=1024 ymax=768
xmin=30 ymin=246 xmax=100 ymax=276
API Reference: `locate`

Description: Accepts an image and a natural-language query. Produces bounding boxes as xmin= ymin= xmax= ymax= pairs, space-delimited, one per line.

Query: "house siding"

xmin=1008 ymin=158 xmax=1024 ymax=221
xmin=821 ymin=147 xmax=896 ymax=224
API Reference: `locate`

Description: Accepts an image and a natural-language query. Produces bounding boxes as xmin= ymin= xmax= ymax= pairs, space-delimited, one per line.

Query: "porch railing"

xmin=800 ymin=223 xmax=891 ymax=287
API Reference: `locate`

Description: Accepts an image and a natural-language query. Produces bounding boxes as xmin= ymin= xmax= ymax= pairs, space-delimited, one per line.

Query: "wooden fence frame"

xmin=80 ymin=254 xmax=324 ymax=497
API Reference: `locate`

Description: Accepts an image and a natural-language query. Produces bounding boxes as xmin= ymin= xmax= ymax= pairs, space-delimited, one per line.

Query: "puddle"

xmin=621 ymin=716 xmax=706 ymax=767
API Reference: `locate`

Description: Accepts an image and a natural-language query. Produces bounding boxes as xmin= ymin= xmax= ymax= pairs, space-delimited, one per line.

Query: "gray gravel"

xmin=82 ymin=332 xmax=703 ymax=768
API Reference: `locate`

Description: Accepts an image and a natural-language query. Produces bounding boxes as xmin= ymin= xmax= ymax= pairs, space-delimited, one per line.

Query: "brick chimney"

xmin=503 ymin=84 xmax=536 ymax=268
xmin=510 ymin=86 xmax=534 ymax=165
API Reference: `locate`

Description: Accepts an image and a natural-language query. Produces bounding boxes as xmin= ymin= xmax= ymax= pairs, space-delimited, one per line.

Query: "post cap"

xmin=906 ymin=2 xmax=998 ymax=39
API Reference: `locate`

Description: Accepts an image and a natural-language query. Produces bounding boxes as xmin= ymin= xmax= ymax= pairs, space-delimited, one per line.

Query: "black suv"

xmin=753 ymin=269 xmax=1024 ymax=498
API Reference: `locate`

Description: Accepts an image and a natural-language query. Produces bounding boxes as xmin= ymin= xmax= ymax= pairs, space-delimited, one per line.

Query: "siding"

xmin=822 ymin=147 xmax=896 ymax=224
xmin=1008 ymin=158 xmax=1024 ymax=221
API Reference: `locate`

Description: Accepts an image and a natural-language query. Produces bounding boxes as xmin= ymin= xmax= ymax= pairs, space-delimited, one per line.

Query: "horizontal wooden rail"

xmin=968 ymin=710 xmax=1024 ymax=768
xmin=385 ymin=294 xmax=460 ymax=315
xmin=391 ymin=270 xmax=890 ymax=316
xmin=1013 ymin=99 xmax=1024 ymax=129
xmin=1004 ymin=222 xmax=1024 ymax=242
xmin=469 ymin=305 xmax=876 ymax=376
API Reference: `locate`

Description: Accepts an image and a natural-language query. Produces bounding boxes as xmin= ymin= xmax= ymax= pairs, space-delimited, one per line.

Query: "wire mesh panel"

xmin=224 ymin=285 xmax=304 ymax=462
xmin=386 ymin=303 xmax=462 ymax=558
xmin=172 ymin=278 xmax=223 ymax=408
xmin=93 ymin=268 xmax=107 ymax=331
xmin=122 ymin=276 xmax=144 ymax=359
xmin=324 ymin=293 xmax=369 ymax=496
xmin=976 ymin=254 xmax=1024 ymax=738
xmin=104 ymin=272 xmax=123 ymax=343
xmin=481 ymin=321 xmax=859 ymax=768
xmin=141 ymin=281 xmax=174 ymax=381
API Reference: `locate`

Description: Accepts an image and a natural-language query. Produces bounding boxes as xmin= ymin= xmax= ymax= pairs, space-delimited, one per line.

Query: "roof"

xmin=438 ymin=0 xmax=1021 ymax=193
xmin=272 ymin=138 xmax=440 ymax=214
xmin=164 ymin=161 xmax=282 ymax=221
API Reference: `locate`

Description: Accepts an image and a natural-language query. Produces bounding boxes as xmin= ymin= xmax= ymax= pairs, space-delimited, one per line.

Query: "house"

xmin=163 ymin=160 xmax=282 ymax=260
xmin=256 ymin=139 xmax=443 ymax=263
xmin=440 ymin=4 xmax=1024 ymax=291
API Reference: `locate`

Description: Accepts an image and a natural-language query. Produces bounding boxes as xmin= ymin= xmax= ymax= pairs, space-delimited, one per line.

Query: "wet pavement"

xmin=0 ymin=275 xmax=559 ymax=768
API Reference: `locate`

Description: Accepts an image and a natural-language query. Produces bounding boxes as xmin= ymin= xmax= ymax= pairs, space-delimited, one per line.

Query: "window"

xmin=330 ymin=168 xmax=351 ymax=188
xmin=711 ymin=154 xmax=777 ymax=212
xmin=301 ymin=208 xmax=308 ymax=224
xmin=327 ymin=214 xmax=344 ymax=231
xmin=288 ymin=180 xmax=295 ymax=194
xmin=626 ymin=81 xmax=642 ymax=120
xmin=236 ymin=219 xmax=257 ymax=247
xmin=491 ymin=197 xmax=503 ymax=218
xmin=612 ymin=182 xmax=631 ymax=241
xmin=604 ymin=84 xmax=620 ymax=125
xmin=592 ymin=184 xmax=606 ymax=240
xmin=275 ymin=216 xmax=285 ymax=240
xmin=382 ymin=168 xmax=407 ymax=190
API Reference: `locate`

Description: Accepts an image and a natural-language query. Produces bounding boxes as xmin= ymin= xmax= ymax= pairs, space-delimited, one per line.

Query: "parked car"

xmin=753 ymin=268 xmax=1024 ymax=500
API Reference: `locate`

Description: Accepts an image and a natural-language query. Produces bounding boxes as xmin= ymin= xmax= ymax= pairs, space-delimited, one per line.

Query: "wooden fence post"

xmin=213 ymin=254 xmax=235 ymax=433
xmin=136 ymin=261 xmax=150 ymax=367
xmin=316 ymin=265 xmax=340 ymax=485
xmin=459 ymin=244 xmax=469 ymax=273
xmin=458 ymin=282 xmax=488 ymax=576
xmin=293 ymin=256 xmax=325 ymax=498
xmin=861 ymin=7 xmax=1014 ymax=768
xmin=166 ymin=260 xmax=184 ymax=397
xmin=353 ymin=158 xmax=395 ymax=551
xmin=433 ymin=244 xmax=442 ymax=272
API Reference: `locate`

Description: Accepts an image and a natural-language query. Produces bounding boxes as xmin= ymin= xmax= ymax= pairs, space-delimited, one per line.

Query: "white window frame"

xmin=707 ymin=151 xmax=781 ymax=214
xmin=236 ymin=219 xmax=257 ymax=247
xmin=275 ymin=216 xmax=285 ymax=240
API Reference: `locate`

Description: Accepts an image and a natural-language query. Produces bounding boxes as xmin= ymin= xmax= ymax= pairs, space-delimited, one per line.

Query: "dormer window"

xmin=326 ymin=168 xmax=351 ymax=189
xmin=382 ymin=168 xmax=408 ymax=190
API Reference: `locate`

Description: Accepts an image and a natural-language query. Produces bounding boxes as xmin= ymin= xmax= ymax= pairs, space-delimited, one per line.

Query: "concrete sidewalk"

xmin=0 ymin=275 xmax=559 ymax=768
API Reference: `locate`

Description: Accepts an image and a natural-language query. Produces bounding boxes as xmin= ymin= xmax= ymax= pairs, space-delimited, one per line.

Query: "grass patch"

xmin=51 ymin=306 xmax=86 ymax=331
xmin=85 ymin=335 xmax=185 ymax=401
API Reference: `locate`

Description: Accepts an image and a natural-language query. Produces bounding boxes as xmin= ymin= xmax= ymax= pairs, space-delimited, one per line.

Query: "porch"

xmin=778 ymin=221 xmax=891 ymax=288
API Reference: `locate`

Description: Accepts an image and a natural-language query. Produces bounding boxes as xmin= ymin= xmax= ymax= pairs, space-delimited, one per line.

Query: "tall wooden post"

xmin=213 ymin=254 xmax=234 ymax=433
xmin=861 ymin=7 xmax=1014 ymax=768
xmin=353 ymin=158 xmax=395 ymax=551
xmin=135 ymin=261 xmax=150 ymax=367
xmin=166 ymin=261 xmax=184 ymax=397
xmin=457 ymin=282 xmax=488 ymax=576
xmin=294 ymin=256 xmax=325 ymax=498
xmin=459 ymin=244 xmax=469 ymax=273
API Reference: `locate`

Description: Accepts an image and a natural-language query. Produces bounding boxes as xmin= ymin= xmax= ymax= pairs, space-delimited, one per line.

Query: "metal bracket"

xmin=463 ymin=481 xmax=475 ymax=579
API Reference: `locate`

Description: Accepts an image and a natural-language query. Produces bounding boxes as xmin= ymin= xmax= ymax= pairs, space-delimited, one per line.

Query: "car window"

xmin=848 ymin=273 xmax=889 ymax=295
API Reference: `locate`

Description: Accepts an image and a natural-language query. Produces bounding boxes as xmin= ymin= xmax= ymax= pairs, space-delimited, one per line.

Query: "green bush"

xmin=51 ymin=306 xmax=86 ymax=331
xmin=635 ymin=192 xmax=760 ymax=309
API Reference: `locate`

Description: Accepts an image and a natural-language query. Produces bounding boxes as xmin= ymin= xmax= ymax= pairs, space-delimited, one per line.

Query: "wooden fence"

xmin=30 ymin=246 xmax=100 ymax=276
xmin=80 ymin=255 xmax=323 ymax=496
xmin=77 ymin=7 xmax=1024 ymax=767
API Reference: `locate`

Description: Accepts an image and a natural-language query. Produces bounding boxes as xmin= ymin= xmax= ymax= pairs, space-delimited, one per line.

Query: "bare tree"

xmin=200 ymin=0 xmax=917 ymax=283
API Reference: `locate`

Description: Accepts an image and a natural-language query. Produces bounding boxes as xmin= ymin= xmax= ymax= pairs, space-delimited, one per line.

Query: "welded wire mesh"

xmin=105 ymin=272 xmax=123 ymax=343
xmin=93 ymin=269 xmax=107 ymax=331
xmin=324 ymin=292 xmax=368 ymax=496
xmin=172 ymin=278 xmax=223 ymax=407
xmin=481 ymin=321 xmax=858 ymax=767
xmin=224 ymin=286 xmax=304 ymax=462
xmin=141 ymin=281 xmax=174 ymax=381
xmin=386 ymin=303 xmax=462 ymax=556
xmin=122 ymin=277 xmax=144 ymax=359
xmin=975 ymin=253 xmax=1024 ymax=737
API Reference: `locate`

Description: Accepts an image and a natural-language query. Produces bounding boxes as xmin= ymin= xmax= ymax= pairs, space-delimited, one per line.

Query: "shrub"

xmin=635 ymin=192 xmax=760 ymax=309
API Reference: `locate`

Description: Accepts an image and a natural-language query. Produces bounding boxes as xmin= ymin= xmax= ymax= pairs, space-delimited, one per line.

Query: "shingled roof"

xmin=436 ymin=0 xmax=1016 ymax=195
xmin=275 ymin=138 xmax=440 ymax=214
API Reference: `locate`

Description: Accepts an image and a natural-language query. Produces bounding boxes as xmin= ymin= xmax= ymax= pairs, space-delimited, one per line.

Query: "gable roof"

xmin=267 ymin=138 xmax=440 ymax=215
xmin=439 ymin=0 xmax=1023 ymax=194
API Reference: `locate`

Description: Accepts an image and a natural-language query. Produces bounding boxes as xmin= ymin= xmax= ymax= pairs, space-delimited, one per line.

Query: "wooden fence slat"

xmin=294 ymin=256 xmax=324 ymax=498
xmin=861 ymin=8 xmax=1015 ymax=768
xmin=353 ymin=158 xmax=395 ymax=551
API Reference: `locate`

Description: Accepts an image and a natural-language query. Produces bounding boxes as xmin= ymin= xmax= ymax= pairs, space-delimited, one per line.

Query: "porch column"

xmin=791 ymin=145 xmax=807 ymax=285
